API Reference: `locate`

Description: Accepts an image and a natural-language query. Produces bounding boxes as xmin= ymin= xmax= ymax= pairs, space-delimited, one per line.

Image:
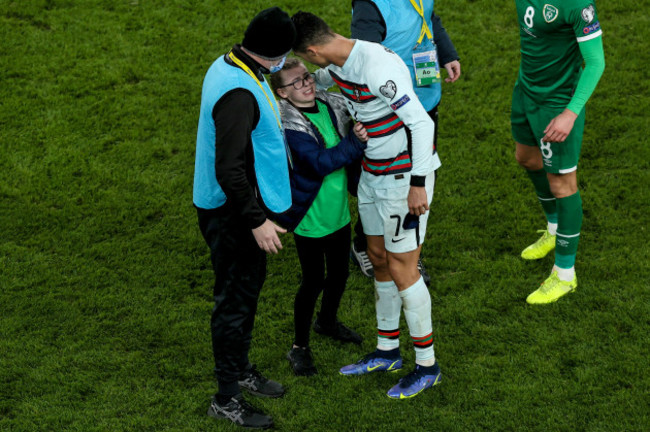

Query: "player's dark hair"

xmin=269 ymin=57 xmax=304 ymax=94
xmin=291 ymin=11 xmax=335 ymax=53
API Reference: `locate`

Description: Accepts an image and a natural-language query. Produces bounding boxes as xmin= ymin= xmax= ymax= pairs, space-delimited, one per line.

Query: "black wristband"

xmin=410 ymin=175 xmax=426 ymax=187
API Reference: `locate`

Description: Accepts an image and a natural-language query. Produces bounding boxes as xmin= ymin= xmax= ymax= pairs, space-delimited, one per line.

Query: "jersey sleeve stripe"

xmin=577 ymin=30 xmax=602 ymax=43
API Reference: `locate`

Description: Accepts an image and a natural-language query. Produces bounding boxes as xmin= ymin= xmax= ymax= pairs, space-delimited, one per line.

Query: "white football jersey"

xmin=315 ymin=40 xmax=440 ymax=178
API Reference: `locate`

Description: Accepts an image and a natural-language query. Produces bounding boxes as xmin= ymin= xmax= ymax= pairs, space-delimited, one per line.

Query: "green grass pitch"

xmin=1 ymin=0 xmax=648 ymax=431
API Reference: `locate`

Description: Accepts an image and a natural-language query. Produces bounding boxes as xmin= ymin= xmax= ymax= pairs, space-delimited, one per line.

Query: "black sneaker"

xmin=287 ymin=347 xmax=318 ymax=376
xmin=313 ymin=320 xmax=363 ymax=345
xmin=207 ymin=394 xmax=273 ymax=429
xmin=418 ymin=258 xmax=431 ymax=287
xmin=238 ymin=365 xmax=285 ymax=398
xmin=350 ymin=243 xmax=374 ymax=278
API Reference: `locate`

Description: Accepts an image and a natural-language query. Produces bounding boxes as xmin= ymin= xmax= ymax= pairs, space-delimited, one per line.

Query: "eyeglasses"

xmin=278 ymin=72 xmax=315 ymax=90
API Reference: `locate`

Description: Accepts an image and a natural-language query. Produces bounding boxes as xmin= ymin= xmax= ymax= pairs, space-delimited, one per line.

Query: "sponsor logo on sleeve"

xmin=379 ymin=80 xmax=397 ymax=100
xmin=581 ymin=5 xmax=595 ymax=23
xmin=543 ymin=4 xmax=558 ymax=23
xmin=390 ymin=95 xmax=410 ymax=110
xmin=582 ymin=21 xmax=600 ymax=35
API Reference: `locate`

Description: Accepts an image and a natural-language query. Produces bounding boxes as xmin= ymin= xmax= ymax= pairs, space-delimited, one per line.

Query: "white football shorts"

xmin=357 ymin=171 xmax=435 ymax=253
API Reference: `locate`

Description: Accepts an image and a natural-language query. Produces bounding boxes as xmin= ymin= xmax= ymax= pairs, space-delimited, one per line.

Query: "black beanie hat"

xmin=242 ymin=7 xmax=297 ymax=60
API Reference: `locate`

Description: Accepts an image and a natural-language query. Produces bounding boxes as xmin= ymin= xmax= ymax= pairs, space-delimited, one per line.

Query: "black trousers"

xmin=197 ymin=205 xmax=266 ymax=396
xmin=292 ymin=224 xmax=351 ymax=347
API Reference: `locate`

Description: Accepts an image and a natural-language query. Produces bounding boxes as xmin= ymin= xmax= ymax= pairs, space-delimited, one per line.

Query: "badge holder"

xmin=412 ymin=38 xmax=441 ymax=87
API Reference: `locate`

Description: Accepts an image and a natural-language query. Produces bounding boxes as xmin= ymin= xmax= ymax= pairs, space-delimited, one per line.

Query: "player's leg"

xmin=386 ymin=247 xmax=436 ymax=364
xmin=340 ymin=184 xmax=403 ymax=376
xmin=383 ymin=173 xmax=441 ymax=399
xmin=386 ymin=248 xmax=420 ymax=290
xmin=548 ymin=171 xmax=581 ymax=279
xmin=360 ymin=180 xmax=399 ymax=340
xmin=339 ymin=233 xmax=404 ymax=376
xmin=526 ymin=107 xmax=585 ymax=304
xmin=512 ymin=83 xmax=558 ymax=259
xmin=516 ymin=143 xmax=558 ymax=259
xmin=366 ymin=234 xmax=390 ymax=281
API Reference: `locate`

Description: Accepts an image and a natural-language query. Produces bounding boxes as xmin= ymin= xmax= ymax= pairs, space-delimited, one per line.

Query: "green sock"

xmin=526 ymin=169 xmax=557 ymax=224
xmin=555 ymin=191 xmax=583 ymax=269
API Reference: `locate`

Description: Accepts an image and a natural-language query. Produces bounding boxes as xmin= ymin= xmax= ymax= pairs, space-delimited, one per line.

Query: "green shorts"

xmin=511 ymin=82 xmax=585 ymax=174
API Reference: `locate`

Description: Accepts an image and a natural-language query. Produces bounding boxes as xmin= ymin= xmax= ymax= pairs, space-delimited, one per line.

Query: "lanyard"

xmin=228 ymin=51 xmax=293 ymax=168
xmin=409 ymin=0 xmax=433 ymax=45
xmin=228 ymin=51 xmax=283 ymax=132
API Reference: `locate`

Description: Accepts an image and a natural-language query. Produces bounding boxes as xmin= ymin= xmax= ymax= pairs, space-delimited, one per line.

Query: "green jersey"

xmin=516 ymin=0 xmax=602 ymax=107
xmin=294 ymin=101 xmax=350 ymax=238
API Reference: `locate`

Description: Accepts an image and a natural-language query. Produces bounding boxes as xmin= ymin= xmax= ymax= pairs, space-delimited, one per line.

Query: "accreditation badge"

xmin=412 ymin=39 xmax=440 ymax=86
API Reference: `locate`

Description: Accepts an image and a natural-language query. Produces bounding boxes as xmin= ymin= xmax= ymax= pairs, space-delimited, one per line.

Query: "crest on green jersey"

xmin=543 ymin=4 xmax=558 ymax=23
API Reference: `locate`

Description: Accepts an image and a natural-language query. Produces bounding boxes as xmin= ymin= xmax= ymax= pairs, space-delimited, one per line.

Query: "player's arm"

xmin=313 ymin=68 xmax=335 ymax=90
xmin=567 ymin=37 xmax=605 ymax=115
xmin=369 ymin=60 xmax=435 ymax=215
xmin=542 ymin=37 xmax=604 ymax=143
xmin=402 ymin=101 xmax=435 ymax=216
xmin=351 ymin=0 xmax=385 ymax=42
xmin=543 ymin=3 xmax=605 ymax=143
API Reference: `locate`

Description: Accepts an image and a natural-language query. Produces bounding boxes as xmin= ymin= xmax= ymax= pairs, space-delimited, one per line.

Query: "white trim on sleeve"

xmin=577 ymin=30 xmax=602 ymax=43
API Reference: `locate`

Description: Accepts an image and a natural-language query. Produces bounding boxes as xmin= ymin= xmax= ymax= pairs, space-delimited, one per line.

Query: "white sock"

xmin=375 ymin=280 xmax=401 ymax=350
xmin=547 ymin=222 xmax=558 ymax=236
xmin=554 ymin=265 xmax=575 ymax=282
xmin=399 ymin=277 xmax=435 ymax=365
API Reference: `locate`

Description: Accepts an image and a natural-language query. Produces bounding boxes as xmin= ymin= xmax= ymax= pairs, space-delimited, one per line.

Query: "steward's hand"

xmin=252 ymin=219 xmax=286 ymax=254
xmin=542 ymin=109 xmax=578 ymax=143
xmin=444 ymin=60 xmax=461 ymax=83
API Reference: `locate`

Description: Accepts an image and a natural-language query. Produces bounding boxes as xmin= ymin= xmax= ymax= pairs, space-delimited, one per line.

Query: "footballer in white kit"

xmin=315 ymin=39 xmax=440 ymax=253
xmin=291 ymin=11 xmax=443 ymax=400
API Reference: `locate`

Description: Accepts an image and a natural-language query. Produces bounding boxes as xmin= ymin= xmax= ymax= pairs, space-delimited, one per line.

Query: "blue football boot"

xmin=386 ymin=362 xmax=441 ymax=399
xmin=339 ymin=350 xmax=402 ymax=376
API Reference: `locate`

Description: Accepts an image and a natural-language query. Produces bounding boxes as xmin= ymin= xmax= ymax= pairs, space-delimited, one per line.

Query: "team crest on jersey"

xmin=379 ymin=80 xmax=397 ymax=100
xmin=543 ymin=4 xmax=558 ymax=23
xmin=581 ymin=5 xmax=595 ymax=23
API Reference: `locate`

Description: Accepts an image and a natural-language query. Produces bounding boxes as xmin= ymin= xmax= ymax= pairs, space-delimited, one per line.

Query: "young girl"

xmin=271 ymin=58 xmax=368 ymax=376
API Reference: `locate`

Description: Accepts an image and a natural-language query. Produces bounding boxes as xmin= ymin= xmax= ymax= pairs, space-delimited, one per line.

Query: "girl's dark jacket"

xmin=275 ymin=91 xmax=366 ymax=232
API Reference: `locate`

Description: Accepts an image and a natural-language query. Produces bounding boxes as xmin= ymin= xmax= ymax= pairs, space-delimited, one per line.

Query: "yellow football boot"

xmin=526 ymin=271 xmax=577 ymax=304
xmin=521 ymin=229 xmax=556 ymax=260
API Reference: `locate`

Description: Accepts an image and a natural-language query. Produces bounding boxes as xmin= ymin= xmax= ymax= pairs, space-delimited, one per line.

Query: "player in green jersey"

xmin=511 ymin=0 xmax=605 ymax=304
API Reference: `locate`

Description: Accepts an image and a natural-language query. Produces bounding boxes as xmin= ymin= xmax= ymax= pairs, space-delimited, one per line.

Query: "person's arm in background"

xmin=351 ymin=0 xmax=385 ymax=42
xmin=431 ymin=12 xmax=461 ymax=82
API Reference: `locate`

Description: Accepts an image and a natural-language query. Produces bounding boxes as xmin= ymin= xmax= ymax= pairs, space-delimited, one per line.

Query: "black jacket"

xmin=275 ymin=92 xmax=366 ymax=232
